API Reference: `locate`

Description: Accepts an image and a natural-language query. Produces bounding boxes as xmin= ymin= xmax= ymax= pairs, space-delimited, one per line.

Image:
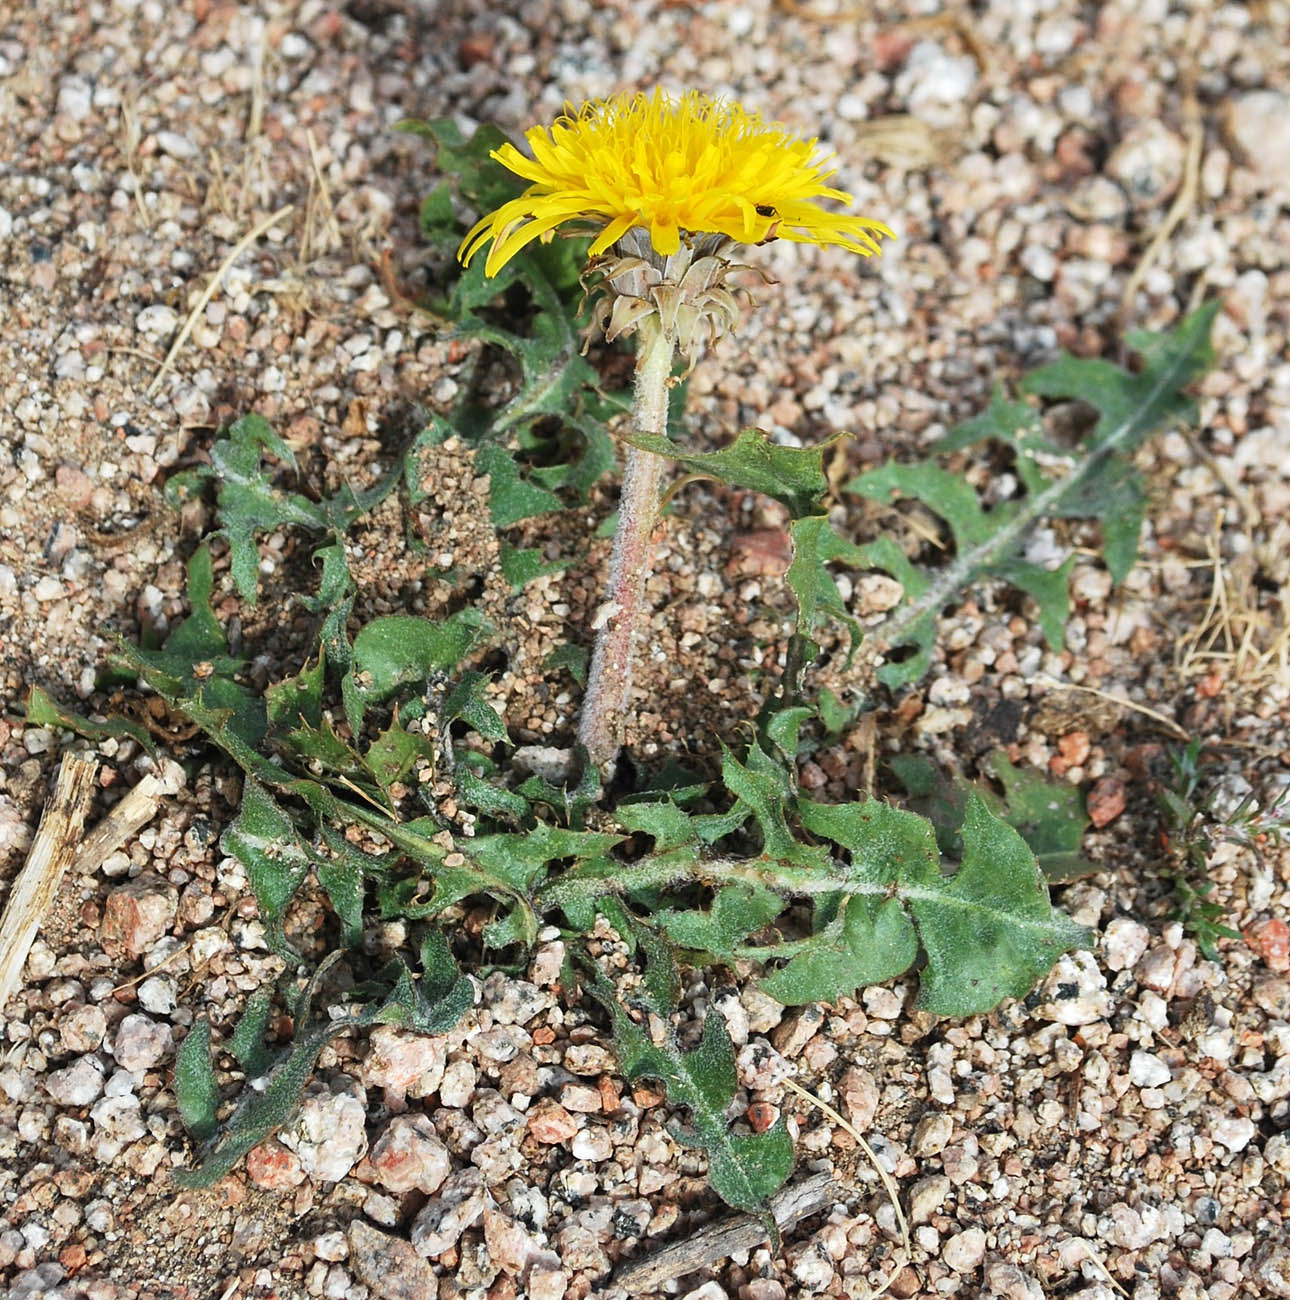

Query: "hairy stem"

xmin=578 ymin=318 xmax=675 ymax=771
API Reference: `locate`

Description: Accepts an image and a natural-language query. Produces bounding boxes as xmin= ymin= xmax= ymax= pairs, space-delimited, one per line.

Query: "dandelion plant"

xmin=459 ymin=90 xmax=895 ymax=771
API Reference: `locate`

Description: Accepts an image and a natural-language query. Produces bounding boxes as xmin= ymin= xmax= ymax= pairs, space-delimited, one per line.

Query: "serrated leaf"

xmin=585 ymin=946 xmax=794 ymax=1215
xmin=364 ymin=721 xmax=435 ymax=799
xmin=456 ymin=762 xmax=531 ymax=824
xmin=265 ymin=654 xmax=325 ymax=735
xmin=498 ymin=542 xmax=571 ymax=590
xmin=169 ymin=416 xmax=400 ymax=606
xmin=513 ymin=754 xmax=602 ymax=829
xmin=177 ymin=932 xmax=472 ymax=1188
xmin=442 ymin=671 xmax=507 ymax=743
xmin=397 ymin=117 xmax=523 ymax=217
xmin=26 ymin=684 xmax=155 ymax=755
xmin=155 ymin=545 xmax=236 ymax=672
xmin=621 ymin=428 xmax=830 ymax=519
xmin=375 ymin=930 xmax=476 ymax=1033
xmin=891 ymin=752 xmax=1094 ymax=883
xmin=172 ymin=1013 xmax=362 ymax=1188
xmin=229 ymin=992 xmax=276 ymax=1079
xmin=220 ymin=779 xmax=312 ymax=960
xmin=756 ymin=799 xmax=935 ymax=1004
xmin=475 ymin=444 xmax=563 ymax=527
xmin=764 ymin=705 xmax=815 ymax=761
xmin=786 ymin=516 xmax=867 ymax=665
xmin=174 ymin=1019 xmax=219 ymax=1142
xmin=315 ymin=843 xmax=366 ymax=948
xmin=402 ymin=121 xmax=615 ymax=501
xmin=816 ymin=687 xmax=857 ymax=738
xmin=659 ymin=883 xmax=783 ymax=956
xmin=783 ymin=793 xmax=1090 ymax=1014
xmin=206 ymin=416 xmax=322 ymax=602
xmin=847 ymin=304 xmax=1219 ymax=688
xmin=910 ymin=795 xmax=1091 ymax=1013
xmin=849 ymin=459 xmax=1075 ymax=660
xmin=543 ymin=643 xmax=588 ymax=686
xmin=306 ymin=540 xmax=358 ymax=678
xmin=981 ymin=752 xmax=1094 ymax=883
xmin=343 ymin=610 xmax=489 ymax=735
xmin=721 ymin=744 xmax=828 ymax=870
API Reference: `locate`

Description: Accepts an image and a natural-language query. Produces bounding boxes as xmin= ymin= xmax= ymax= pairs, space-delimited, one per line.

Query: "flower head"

xmin=459 ymin=90 xmax=895 ymax=278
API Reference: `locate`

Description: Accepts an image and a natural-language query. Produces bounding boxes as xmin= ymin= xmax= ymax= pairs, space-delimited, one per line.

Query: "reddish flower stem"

xmin=578 ymin=318 xmax=675 ymax=772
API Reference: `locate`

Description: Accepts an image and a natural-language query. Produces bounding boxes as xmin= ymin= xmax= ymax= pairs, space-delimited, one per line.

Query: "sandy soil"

xmin=1 ymin=2 xmax=1289 ymax=1298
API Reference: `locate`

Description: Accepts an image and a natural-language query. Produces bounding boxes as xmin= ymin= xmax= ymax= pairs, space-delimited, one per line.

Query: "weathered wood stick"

xmin=72 ymin=772 xmax=163 ymax=877
xmin=609 ymin=1171 xmax=837 ymax=1292
xmin=0 ymin=752 xmax=99 ymax=1013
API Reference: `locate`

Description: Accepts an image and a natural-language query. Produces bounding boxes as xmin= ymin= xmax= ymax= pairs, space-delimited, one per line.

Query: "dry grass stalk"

xmin=0 ymin=753 xmax=99 ymax=1014
xmin=301 ymin=129 xmax=343 ymax=263
xmin=118 ymin=89 xmax=152 ymax=226
xmin=850 ymin=115 xmax=952 ymax=170
xmin=781 ymin=1075 xmax=910 ymax=1299
xmin=1118 ymin=97 xmax=1204 ymax=334
xmin=1175 ymin=515 xmax=1290 ymax=693
xmin=1034 ymin=676 xmax=1190 ymax=742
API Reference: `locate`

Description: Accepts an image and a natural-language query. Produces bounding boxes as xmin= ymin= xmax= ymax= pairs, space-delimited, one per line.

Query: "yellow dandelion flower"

xmin=458 ymin=89 xmax=895 ymax=278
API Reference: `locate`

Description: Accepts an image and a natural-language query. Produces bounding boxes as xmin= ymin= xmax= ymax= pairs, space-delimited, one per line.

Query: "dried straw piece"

xmin=0 ymin=752 xmax=99 ymax=1013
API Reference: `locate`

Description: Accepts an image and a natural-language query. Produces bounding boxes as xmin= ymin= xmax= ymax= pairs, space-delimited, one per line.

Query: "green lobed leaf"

xmin=456 ymin=762 xmax=532 ymax=824
xmin=343 ymin=610 xmax=490 ymax=736
xmin=26 ymin=684 xmax=155 ymax=755
xmin=174 ymin=1019 xmax=220 ymax=1142
xmin=475 ymin=444 xmax=564 ymax=528
xmin=172 ymin=1014 xmax=365 ymax=1188
xmin=397 ymin=117 xmax=523 ymax=219
xmin=375 ymin=931 xmax=476 ymax=1034
xmin=498 ymin=543 xmax=571 ymax=591
xmin=910 ymin=794 xmax=1091 ymax=1014
xmin=584 ymin=939 xmax=794 ymax=1216
xmin=890 ymin=752 xmax=1094 ymax=883
xmin=980 ymin=752 xmax=1094 ymax=883
xmin=177 ymin=932 xmax=473 ymax=1187
xmin=849 ymin=459 xmax=1075 ymax=666
xmin=786 ymin=792 xmax=1090 ymax=1014
xmin=659 ymin=884 xmax=783 ymax=956
xmin=785 ymin=516 xmax=867 ymax=666
xmin=621 ymin=428 xmax=831 ymax=519
xmin=847 ymin=304 xmax=1219 ymax=688
xmin=219 ymin=779 xmax=312 ymax=961
xmin=314 ymin=843 xmax=366 ymax=948
xmin=756 ymin=799 xmax=935 ymax=1004
xmin=543 ymin=643 xmax=588 ymax=686
xmin=441 ymin=671 xmax=507 ymax=743
xmin=228 ymin=992 xmax=276 ymax=1079
xmin=363 ymin=721 xmax=435 ymax=800
xmin=721 ymin=744 xmax=828 ymax=870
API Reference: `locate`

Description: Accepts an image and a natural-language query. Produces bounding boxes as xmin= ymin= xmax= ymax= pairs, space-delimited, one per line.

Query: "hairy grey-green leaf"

xmin=229 ymin=992 xmax=277 ymax=1079
xmin=174 ymin=1019 xmax=220 ymax=1143
xmin=343 ymin=609 xmax=490 ymax=735
xmin=498 ymin=542 xmax=571 ymax=590
xmin=848 ymin=304 xmax=1219 ymax=689
xmin=621 ymin=428 xmax=830 ymax=519
xmin=474 ymin=445 xmax=563 ymax=528
xmin=785 ymin=516 xmax=867 ymax=664
xmin=219 ymin=779 xmax=312 ymax=960
xmin=586 ymin=950 xmax=794 ymax=1215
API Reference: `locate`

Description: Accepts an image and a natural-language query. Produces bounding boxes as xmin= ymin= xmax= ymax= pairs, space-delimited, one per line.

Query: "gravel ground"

xmin=2 ymin=1 xmax=1289 ymax=1298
